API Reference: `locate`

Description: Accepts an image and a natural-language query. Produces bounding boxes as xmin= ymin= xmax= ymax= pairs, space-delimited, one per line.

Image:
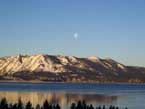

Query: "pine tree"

xmin=0 ymin=98 xmax=8 ymax=109
xmin=18 ymin=98 xmax=23 ymax=109
xmin=43 ymin=100 xmax=49 ymax=109
xmin=12 ymin=103 xmax=18 ymax=109
xmin=26 ymin=101 xmax=32 ymax=109
xmin=36 ymin=104 xmax=40 ymax=109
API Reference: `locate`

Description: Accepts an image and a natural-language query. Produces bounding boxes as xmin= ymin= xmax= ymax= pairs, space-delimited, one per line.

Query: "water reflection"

xmin=0 ymin=91 xmax=119 ymax=109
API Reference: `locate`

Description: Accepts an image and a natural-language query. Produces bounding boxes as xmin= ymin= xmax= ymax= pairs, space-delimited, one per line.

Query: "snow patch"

xmin=117 ymin=64 xmax=125 ymax=70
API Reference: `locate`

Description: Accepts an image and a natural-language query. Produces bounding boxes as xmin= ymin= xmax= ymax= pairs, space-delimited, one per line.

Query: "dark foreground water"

xmin=0 ymin=82 xmax=145 ymax=109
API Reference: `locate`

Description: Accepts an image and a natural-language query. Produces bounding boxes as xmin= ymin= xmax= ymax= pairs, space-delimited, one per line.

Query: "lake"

xmin=0 ymin=82 xmax=145 ymax=109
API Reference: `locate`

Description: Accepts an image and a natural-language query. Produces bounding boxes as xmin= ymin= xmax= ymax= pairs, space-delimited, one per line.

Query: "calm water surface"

xmin=0 ymin=82 xmax=145 ymax=109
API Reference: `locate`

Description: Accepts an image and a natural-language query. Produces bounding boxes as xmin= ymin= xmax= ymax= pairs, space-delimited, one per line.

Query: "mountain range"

xmin=0 ymin=54 xmax=145 ymax=83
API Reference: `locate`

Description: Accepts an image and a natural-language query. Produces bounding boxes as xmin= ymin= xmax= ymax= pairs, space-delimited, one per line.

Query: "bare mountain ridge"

xmin=0 ymin=54 xmax=145 ymax=83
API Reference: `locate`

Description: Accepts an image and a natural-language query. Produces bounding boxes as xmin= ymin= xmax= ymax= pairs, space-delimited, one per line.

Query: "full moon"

xmin=73 ymin=33 xmax=79 ymax=39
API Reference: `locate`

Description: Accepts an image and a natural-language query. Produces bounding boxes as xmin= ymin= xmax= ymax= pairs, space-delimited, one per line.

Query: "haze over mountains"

xmin=0 ymin=54 xmax=145 ymax=83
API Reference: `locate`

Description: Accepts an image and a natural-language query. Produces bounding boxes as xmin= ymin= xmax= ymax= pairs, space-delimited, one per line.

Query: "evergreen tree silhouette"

xmin=109 ymin=105 xmax=113 ymax=109
xmin=56 ymin=104 xmax=60 ymax=109
xmin=82 ymin=100 xmax=87 ymax=109
xmin=86 ymin=105 xmax=90 ymax=109
xmin=116 ymin=106 xmax=119 ymax=109
xmin=43 ymin=100 xmax=49 ymax=109
xmin=49 ymin=104 xmax=52 ymax=109
xmin=36 ymin=104 xmax=41 ymax=109
xmin=12 ymin=103 xmax=18 ymax=109
xmin=77 ymin=101 xmax=82 ymax=109
xmin=112 ymin=106 xmax=115 ymax=109
xmin=0 ymin=98 xmax=8 ymax=109
xmin=18 ymin=98 xmax=23 ymax=109
xmin=71 ymin=103 xmax=76 ymax=109
xmin=89 ymin=104 xmax=94 ymax=109
xmin=0 ymin=99 xmax=127 ymax=109
xmin=103 ymin=105 xmax=105 ymax=109
xmin=26 ymin=101 xmax=32 ymax=109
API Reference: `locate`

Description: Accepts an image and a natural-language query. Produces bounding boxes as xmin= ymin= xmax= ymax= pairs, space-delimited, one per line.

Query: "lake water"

xmin=0 ymin=82 xmax=145 ymax=109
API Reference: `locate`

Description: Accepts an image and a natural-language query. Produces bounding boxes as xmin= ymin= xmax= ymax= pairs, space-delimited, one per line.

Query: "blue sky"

xmin=0 ymin=0 xmax=145 ymax=66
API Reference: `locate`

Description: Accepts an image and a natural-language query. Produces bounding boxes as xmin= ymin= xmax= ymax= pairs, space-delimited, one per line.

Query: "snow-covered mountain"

xmin=0 ymin=54 xmax=145 ymax=83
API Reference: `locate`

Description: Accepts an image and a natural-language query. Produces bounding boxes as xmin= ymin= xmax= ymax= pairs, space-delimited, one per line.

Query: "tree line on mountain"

xmin=0 ymin=98 xmax=128 ymax=109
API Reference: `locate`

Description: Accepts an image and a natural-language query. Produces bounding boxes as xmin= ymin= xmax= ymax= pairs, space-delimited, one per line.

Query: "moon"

xmin=73 ymin=33 xmax=79 ymax=39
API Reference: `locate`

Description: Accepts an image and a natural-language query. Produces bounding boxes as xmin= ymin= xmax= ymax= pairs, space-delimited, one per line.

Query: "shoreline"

xmin=0 ymin=80 xmax=145 ymax=85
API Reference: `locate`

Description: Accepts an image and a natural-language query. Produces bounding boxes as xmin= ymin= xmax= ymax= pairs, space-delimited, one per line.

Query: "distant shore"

xmin=0 ymin=80 xmax=145 ymax=85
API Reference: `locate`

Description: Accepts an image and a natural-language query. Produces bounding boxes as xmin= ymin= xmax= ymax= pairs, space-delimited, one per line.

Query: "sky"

xmin=0 ymin=0 xmax=145 ymax=67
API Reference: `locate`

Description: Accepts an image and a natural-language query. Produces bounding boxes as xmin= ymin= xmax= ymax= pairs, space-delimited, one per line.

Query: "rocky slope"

xmin=0 ymin=54 xmax=145 ymax=83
